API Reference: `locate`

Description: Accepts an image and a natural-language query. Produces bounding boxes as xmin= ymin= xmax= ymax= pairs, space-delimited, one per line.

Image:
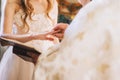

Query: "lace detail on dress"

xmin=13 ymin=9 xmax=53 ymax=34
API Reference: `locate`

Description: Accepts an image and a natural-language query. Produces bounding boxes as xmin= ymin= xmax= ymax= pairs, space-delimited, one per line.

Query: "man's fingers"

xmin=50 ymin=30 xmax=62 ymax=35
xmin=53 ymin=33 xmax=63 ymax=39
xmin=53 ymin=23 xmax=68 ymax=30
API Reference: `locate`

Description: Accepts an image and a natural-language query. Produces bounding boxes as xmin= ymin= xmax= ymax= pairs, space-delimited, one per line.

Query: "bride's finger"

xmin=46 ymin=35 xmax=54 ymax=40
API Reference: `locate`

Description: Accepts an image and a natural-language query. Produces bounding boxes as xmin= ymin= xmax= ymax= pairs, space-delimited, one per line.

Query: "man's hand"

xmin=52 ymin=23 xmax=69 ymax=40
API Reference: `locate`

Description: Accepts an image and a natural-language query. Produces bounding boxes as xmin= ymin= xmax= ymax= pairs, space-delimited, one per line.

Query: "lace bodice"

xmin=13 ymin=9 xmax=53 ymax=34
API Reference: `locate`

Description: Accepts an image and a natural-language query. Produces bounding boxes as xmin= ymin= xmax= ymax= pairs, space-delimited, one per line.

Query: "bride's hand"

xmin=33 ymin=32 xmax=57 ymax=40
xmin=33 ymin=33 xmax=59 ymax=43
xmin=46 ymin=35 xmax=59 ymax=44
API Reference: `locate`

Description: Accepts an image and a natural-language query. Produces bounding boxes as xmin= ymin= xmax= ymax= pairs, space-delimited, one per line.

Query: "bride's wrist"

xmin=29 ymin=34 xmax=37 ymax=40
xmin=30 ymin=34 xmax=43 ymax=40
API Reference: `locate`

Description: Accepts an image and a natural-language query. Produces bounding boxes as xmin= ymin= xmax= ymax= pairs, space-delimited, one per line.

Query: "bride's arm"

xmin=2 ymin=0 xmax=18 ymax=34
xmin=1 ymin=33 xmax=50 ymax=43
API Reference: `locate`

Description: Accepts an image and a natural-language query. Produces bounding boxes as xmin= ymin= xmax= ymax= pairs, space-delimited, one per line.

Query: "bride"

xmin=0 ymin=0 xmax=58 ymax=80
xmin=34 ymin=0 xmax=120 ymax=80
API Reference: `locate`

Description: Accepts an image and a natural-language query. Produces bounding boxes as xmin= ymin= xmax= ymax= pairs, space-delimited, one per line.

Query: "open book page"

xmin=0 ymin=37 xmax=32 ymax=47
xmin=0 ymin=37 xmax=41 ymax=64
xmin=0 ymin=37 xmax=41 ymax=53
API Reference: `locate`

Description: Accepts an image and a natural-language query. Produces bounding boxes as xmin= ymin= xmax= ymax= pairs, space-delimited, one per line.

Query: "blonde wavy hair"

xmin=20 ymin=0 xmax=53 ymax=33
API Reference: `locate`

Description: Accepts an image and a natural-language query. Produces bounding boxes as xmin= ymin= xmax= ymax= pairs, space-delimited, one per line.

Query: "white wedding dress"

xmin=0 ymin=0 xmax=58 ymax=80
xmin=34 ymin=0 xmax=120 ymax=80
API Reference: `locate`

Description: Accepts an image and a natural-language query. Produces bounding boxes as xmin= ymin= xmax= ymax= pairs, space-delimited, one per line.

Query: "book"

xmin=0 ymin=37 xmax=41 ymax=64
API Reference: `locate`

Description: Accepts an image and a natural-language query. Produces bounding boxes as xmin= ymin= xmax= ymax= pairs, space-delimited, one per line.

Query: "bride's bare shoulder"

xmin=6 ymin=0 xmax=21 ymax=11
xmin=7 ymin=0 xmax=20 ymax=4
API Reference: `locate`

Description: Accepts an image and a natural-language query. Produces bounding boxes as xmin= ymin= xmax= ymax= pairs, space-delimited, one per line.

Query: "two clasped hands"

xmin=42 ymin=23 xmax=69 ymax=42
